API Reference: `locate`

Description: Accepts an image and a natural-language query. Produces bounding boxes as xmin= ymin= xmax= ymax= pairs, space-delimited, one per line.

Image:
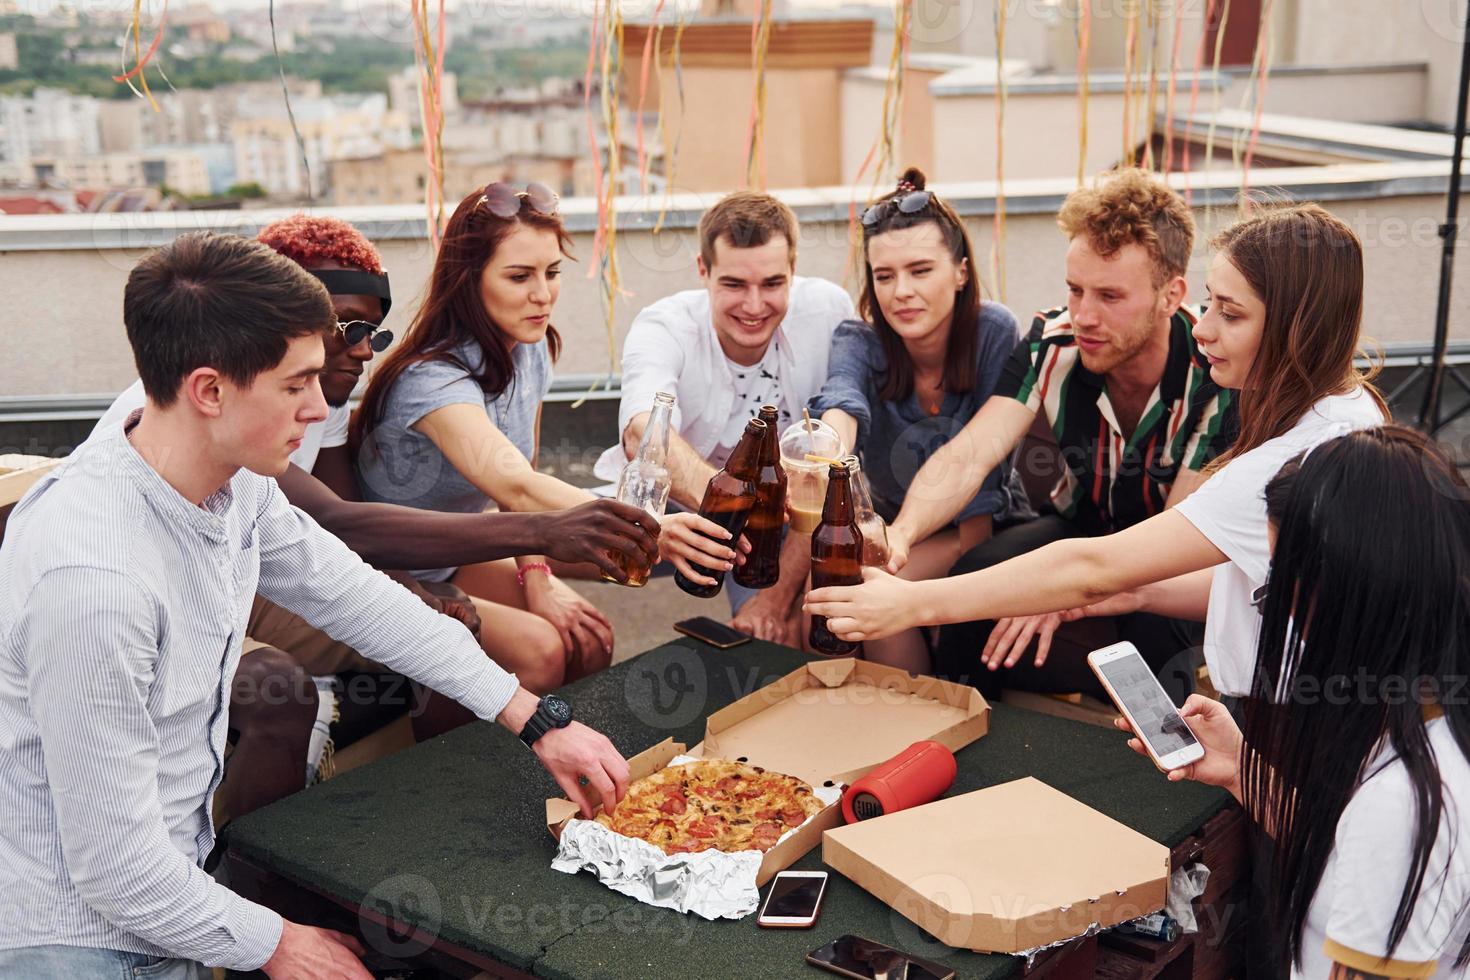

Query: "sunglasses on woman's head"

xmin=336 ymin=319 xmax=393 ymax=352
xmin=861 ymin=189 xmax=933 ymax=228
xmin=477 ymin=181 xmax=560 ymax=219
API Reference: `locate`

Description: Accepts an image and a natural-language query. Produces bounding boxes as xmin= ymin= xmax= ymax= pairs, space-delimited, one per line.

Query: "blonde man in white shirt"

xmin=597 ymin=192 xmax=856 ymax=645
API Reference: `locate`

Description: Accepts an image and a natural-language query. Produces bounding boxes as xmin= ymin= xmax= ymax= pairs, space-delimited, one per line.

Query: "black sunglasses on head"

xmin=861 ymin=189 xmax=933 ymax=229
xmin=477 ymin=181 xmax=560 ymax=219
xmin=336 ymin=319 xmax=393 ymax=352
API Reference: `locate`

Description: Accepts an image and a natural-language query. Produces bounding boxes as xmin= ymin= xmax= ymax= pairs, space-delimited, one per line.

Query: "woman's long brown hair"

xmin=1209 ymin=202 xmax=1386 ymax=468
xmin=859 ymin=167 xmax=984 ymax=402
xmin=352 ymin=188 xmax=570 ymax=449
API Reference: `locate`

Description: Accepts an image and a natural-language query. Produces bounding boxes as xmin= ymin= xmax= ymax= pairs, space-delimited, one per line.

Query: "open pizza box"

xmin=822 ymin=776 xmax=1171 ymax=954
xmin=546 ymin=657 xmax=988 ymax=887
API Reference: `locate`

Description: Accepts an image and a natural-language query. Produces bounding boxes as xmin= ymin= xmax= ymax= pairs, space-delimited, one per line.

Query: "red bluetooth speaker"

xmin=841 ymin=740 xmax=957 ymax=823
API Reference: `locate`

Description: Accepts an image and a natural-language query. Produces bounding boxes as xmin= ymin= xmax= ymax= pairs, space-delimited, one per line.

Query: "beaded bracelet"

xmin=516 ymin=562 xmax=552 ymax=587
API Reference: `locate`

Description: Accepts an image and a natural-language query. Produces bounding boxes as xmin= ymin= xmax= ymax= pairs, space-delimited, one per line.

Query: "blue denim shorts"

xmin=0 ymin=944 xmax=206 ymax=979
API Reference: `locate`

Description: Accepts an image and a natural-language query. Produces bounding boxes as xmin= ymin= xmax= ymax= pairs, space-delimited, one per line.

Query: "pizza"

xmin=594 ymin=759 xmax=825 ymax=855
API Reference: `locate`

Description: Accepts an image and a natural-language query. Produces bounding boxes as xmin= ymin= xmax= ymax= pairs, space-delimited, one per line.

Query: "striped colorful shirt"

xmin=996 ymin=304 xmax=1237 ymax=535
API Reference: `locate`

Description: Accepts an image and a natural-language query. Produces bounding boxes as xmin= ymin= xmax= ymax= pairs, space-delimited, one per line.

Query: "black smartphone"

xmin=673 ymin=616 xmax=752 ymax=649
xmin=806 ymin=934 xmax=956 ymax=980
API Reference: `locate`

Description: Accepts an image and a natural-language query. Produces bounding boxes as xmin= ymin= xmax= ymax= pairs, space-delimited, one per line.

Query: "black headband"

xmin=308 ymin=268 xmax=392 ymax=317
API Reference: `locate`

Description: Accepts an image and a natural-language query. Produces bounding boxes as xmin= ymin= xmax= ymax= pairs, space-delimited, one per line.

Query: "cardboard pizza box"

xmin=821 ymin=777 xmax=1171 ymax=954
xmin=546 ymin=658 xmax=989 ymax=886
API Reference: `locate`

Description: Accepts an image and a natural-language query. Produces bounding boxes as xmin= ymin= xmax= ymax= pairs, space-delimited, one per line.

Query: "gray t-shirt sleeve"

xmin=390 ymin=356 xmax=487 ymax=432
xmin=807 ymin=319 xmax=879 ymax=447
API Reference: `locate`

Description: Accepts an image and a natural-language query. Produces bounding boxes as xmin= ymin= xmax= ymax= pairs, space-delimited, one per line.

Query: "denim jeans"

xmin=0 ymin=944 xmax=206 ymax=979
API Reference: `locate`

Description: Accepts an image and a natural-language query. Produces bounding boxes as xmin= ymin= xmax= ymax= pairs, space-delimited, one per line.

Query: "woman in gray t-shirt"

xmin=354 ymin=184 xmax=730 ymax=690
xmin=809 ymin=168 xmax=1023 ymax=676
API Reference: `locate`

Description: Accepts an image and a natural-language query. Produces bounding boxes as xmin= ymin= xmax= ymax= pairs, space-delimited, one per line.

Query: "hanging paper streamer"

xmin=1075 ymin=0 xmax=1092 ymax=186
xmin=1121 ymin=0 xmax=1139 ymax=162
xmin=655 ymin=7 xmax=690 ymax=233
xmin=1235 ymin=0 xmax=1276 ymax=200
xmin=1162 ymin=0 xmax=1186 ymax=173
xmin=1180 ymin=0 xmax=1221 ymax=199
xmin=1141 ymin=0 xmax=1159 ymax=170
xmin=845 ymin=0 xmax=912 ymax=277
xmin=268 ymin=0 xmax=312 ymax=202
xmin=576 ymin=0 xmax=626 ymax=404
xmin=991 ymin=0 xmax=1007 ymax=303
xmin=411 ymin=0 xmax=448 ymax=248
xmin=113 ymin=0 xmax=167 ymax=112
xmin=745 ymin=0 xmax=775 ymax=190
xmin=635 ymin=0 xmax=668 ymax=196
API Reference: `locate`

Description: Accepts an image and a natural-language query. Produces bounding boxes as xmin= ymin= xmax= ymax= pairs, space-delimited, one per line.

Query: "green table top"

xmin=229 ymin=640 xmax=1229 ymax=979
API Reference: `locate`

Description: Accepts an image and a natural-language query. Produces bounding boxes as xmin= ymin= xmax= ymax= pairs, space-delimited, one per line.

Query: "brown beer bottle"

xmin=809 ymin=461 xmax=865 ymax=656
xmin=732 ymin=404 xmax=787 ymax=590
xmin=674 ymin=417 xmax=765 ymax=599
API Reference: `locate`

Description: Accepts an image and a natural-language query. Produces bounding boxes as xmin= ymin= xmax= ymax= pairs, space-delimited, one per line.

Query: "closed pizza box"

xmin=822 ymin=777 xmax=1171 ymax=954
xmin=546 ymin=658 xmax=988 ymax=885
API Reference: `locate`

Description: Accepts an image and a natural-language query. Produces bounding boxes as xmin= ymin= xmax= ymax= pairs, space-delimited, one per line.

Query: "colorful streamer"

xmin=655 ymin=7 xmax=690 ymax=234
xmin=1075 ymin=0 xmax=1092 ymax=186
xmin=992 ymin=0 xmax=1007 ymax=302
xmin=744 ymin=0 xmax=775 ymax=189
xmin=1237 ymin=0 xmax=1276 ymax=199
xmin=846 ymin=0 xmax=913 ymax=276
xmin=635 ymin=0 xmax=667 ymax=196
xmin=410 ymin=0 xmax=448 ymax=246
xmin=115 ymin=0 xmax=165 ymax=111
xmin=1163 ymin=0 xmax=1186 ymax=173
xmin=269 ymin=0 xmax=311 ymax=202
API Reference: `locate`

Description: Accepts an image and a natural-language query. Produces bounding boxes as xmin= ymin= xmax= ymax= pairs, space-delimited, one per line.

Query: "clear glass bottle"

xmin=604 ymin=391 xmax=674 ymax=587
xmin=842 ymin=454 xmax=890 ymax=569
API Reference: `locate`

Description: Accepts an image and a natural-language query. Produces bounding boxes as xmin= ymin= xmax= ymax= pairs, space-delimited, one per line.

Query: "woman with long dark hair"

xmin=806 ymin=167 xmax=1021 ymax=671
xmin=354 ymin=183 xmax=734 ymax=691
xmin=1121 ymin=425 xmax=1470 ymax=977
xmin=806 ymin=202 xmax=1389 ymax=700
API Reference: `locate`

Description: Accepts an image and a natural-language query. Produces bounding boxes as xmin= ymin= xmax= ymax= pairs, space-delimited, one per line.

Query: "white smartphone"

xmin=756 ymin=870 xmax=828 ymax=928
xmin=1088 ymin=641 xmax=1205 ymax=773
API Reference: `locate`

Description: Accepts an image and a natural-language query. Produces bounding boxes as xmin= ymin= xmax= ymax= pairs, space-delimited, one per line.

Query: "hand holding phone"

xmin=757 ymin=870 xmax=827 ymax=928
xmin=1114 ymin=694 xmax=1245 ymax=791
xmin=1088 ymin=641 xmax=1205 ymax=773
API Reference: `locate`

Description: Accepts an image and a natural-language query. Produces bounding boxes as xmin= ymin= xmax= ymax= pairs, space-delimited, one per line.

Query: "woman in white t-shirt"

xmin=1120 ymin=425 xmax=1470 ymax=978
xmin=805 ymin=203 xmax=1387 ymax=698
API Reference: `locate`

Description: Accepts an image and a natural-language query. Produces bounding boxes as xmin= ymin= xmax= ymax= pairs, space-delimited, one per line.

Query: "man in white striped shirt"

xmin=0 ymin=232 xmax=630 ymax=979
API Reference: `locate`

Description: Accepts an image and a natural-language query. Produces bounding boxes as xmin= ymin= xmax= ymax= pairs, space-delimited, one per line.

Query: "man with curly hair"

xmin=882 ymin=168 xmax=1238 ymax=699
xmin=93 ymin=216 xmax=659 ymax=819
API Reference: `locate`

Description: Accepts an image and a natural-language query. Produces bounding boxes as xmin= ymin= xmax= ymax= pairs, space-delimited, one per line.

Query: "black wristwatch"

xmin=518 ymin=694 xmax=573 ymax=747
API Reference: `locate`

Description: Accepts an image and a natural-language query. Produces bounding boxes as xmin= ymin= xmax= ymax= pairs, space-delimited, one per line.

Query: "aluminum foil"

xmin=550 ymin=755 xmax=843 ymax=920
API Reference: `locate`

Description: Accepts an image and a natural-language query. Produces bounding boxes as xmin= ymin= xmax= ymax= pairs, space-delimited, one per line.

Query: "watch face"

xmin=543 ymin=695 xmax=573 ymax=725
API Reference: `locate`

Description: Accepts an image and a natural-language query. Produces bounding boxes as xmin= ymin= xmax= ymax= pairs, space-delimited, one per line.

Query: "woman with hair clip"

xmin=806 ymin=202 xmax=1389 ymax=700
xmin=806 ymin=167 xmax=1022 ymax=672
xmin=1120 ymin=425 xmax=1470 ymax=979
xmin=354 ymin=182 xmax=736 ymax=695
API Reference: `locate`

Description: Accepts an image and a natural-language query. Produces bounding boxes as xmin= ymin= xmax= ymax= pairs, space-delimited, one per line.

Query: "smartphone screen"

xmin=764 ymin=873 xmax=825 ymax=918
xmin=808 ymin=935 xmax=954 ymax=980
xmin=1094 ymin=650 xmax=1200 ymax=758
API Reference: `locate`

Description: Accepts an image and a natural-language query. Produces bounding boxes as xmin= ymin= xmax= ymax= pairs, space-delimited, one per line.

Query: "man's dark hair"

xmin=124 ymin=231 xmax=335 ymax=407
